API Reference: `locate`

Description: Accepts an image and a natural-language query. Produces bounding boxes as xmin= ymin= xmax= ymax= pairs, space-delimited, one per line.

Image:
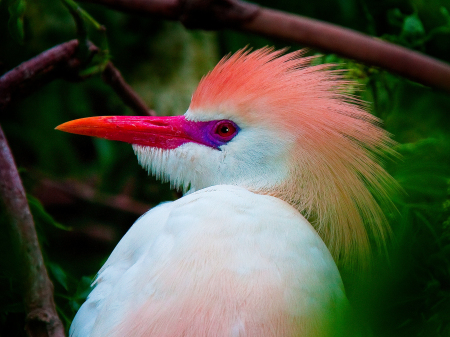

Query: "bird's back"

xmin=70 ymin=186 xmax=350 ymax=337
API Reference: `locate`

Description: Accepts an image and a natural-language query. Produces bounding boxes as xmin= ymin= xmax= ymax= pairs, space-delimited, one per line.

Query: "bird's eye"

xmin=213 ymin=120 xmax=238 ymax=141
xmin=217 ymin=124 xmax=234 ymax=137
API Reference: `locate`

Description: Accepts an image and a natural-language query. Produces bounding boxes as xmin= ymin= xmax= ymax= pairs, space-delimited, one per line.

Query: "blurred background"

xmin=1 ymin=0 xmax=450 ymax=335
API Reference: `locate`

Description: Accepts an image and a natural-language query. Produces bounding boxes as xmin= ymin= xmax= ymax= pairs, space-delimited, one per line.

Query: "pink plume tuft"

xmin=190 ymin=47 xmax=399 ymax=268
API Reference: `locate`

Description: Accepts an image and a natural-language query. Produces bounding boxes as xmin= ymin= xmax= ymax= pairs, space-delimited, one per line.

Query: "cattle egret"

xmin=57 ymin=48 xmax=397 ymax=337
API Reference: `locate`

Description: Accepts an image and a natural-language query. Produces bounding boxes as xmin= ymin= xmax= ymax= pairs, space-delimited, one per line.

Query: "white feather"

xmin=70 ymin=185 xmax=350 ymax=337
xmin=132 ymin=124 xmax=293 ymax=195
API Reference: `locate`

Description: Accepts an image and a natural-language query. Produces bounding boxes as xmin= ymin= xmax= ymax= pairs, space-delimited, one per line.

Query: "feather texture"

xmin=188 ymin=47 xmax=398 ymax=267
xmin=70 ymin=186 xmax=350 ymax=337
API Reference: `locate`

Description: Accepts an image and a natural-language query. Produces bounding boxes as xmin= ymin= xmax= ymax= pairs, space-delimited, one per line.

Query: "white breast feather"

xmin=70 ymin=186 xmax=349 ymax=337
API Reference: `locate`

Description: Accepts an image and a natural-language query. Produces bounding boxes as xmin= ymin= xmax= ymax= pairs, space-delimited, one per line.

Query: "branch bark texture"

xmin=0 ymin=40 xmax=153 ymax=115
xmin=0 ymin=40 xmax=80 ymax=110
xmin=78 ymin=0 xmax=450 ymax=93
xmin=242 ymin=9 xmax=450 ymax=92
xmin=0 ymin=126 xmax=65 ymax=337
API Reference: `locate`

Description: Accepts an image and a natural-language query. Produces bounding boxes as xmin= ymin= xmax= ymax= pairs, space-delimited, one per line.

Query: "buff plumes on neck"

xmin=190 ymin=48 xmax=399 ymax=268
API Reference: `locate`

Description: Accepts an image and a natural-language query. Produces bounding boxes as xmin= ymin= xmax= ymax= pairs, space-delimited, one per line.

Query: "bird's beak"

xmin=55 ymin=115 xmax=199 ymax=150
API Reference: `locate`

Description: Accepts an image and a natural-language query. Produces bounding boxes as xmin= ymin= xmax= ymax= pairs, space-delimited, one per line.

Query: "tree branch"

xmin=241 ymin=8 xmax=450 ymax=92
xmin=0 ymin=40 xmax=80 ymax=110
xmin=102 ymin=62 xmax=155 ymax=116
xmin=77 ymin=0 xmax=450 ymax=93
xmin=0 ymin=40 xmax=153 ymax=115
xmin=0 ymin=125 xmax=65 ymax=337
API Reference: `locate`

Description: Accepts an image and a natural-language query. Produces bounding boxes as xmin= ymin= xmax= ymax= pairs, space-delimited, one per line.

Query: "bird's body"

xmin=58 ymin=48 xmax=397 ymax=337
xmin=71 ymin=186 xmax=349 ymax=337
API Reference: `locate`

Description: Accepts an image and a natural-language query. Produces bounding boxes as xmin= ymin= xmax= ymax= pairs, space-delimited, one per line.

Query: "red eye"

xmin=215 ymin=121 xmax=237 ymax=139
xmin=217 ymin=124 xmax=235 ymax=136
xmin=210 ymin=119 xmax=239 ymax=145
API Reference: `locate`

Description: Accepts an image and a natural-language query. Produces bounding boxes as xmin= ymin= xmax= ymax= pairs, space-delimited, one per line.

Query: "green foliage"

xmin=1 ymin=0 xmax=450 ymax=336
xmin=7 ymin=0 xmax=26 ymax=44
xmin=62 ymin=0 xmax=111 ymax=75
xmin=385 ymin=7 xmax=450 ymax=49
xmin=28 ymin=195 xmax=71 ymax=231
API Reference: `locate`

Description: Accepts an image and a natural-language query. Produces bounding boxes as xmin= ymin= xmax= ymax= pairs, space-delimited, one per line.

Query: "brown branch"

xmin=76 ymin=0 xmax=259 ymax=28
xmin=241 ymin=9 xmax=450 ymax=93
xmin=178 ymin=0 xmax=259 ymax=29
xmin=0 ymin=40 xmax=80 ymax=110
xmin=78 ymin=0 xmax=450 ymax=93
xmin=0 ymin=41 xmax=154 ymax=116
xmin=102 ymin=62 xmax=156 ymax=116
xmin=0 ymin=125 xmax=65 ymax=337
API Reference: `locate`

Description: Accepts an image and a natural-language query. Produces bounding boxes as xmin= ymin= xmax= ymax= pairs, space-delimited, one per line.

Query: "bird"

xmin=56 ymin=47 xmax=397 ymax=337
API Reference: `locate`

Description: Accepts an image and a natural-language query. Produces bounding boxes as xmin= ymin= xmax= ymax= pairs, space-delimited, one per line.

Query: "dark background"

xmin=1 ymin=0 xmax=450 ymax=335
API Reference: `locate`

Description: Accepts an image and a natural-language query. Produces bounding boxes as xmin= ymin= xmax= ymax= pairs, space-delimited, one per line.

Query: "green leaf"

xmin=27 ymin=195 xmax=72 ymax=231
xmin=402 ymin=13 xmax=425 ymax=38
xmin=48 ymin=262 xmax=69 ymax=290
xmin=74 ymin=276 xmax=93 ymax=300
xmin=61 ymin=0 xmax=110 ymax=65
xmin=7 ymin=0 xmax=26 ymax=44
xmin=440 ymin=6 xmax=450 ymax=24
xmin=68 ymin=276 xmax=93 ymax=311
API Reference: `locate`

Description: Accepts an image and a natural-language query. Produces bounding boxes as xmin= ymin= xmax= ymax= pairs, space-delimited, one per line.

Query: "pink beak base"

xmin=56 ymin=115 xmax=197 ymax=150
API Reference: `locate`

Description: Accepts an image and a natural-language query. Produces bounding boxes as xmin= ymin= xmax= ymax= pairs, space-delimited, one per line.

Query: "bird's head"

xmin=56 ymin=48 xmax=398 ymax=268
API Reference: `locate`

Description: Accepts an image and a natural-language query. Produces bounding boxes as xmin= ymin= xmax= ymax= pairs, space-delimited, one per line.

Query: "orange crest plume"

xmin=189 ymin=47 xmax=399 ymax=267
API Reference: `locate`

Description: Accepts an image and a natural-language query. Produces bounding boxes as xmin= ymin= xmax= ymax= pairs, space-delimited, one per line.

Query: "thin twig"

xmin=102 ymin=62 xmax=155 ymax=116
xmin=78 ymin=0 xmax=450 ymax=93
xmin=0 ymin=125 xmax=65 ymax=337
